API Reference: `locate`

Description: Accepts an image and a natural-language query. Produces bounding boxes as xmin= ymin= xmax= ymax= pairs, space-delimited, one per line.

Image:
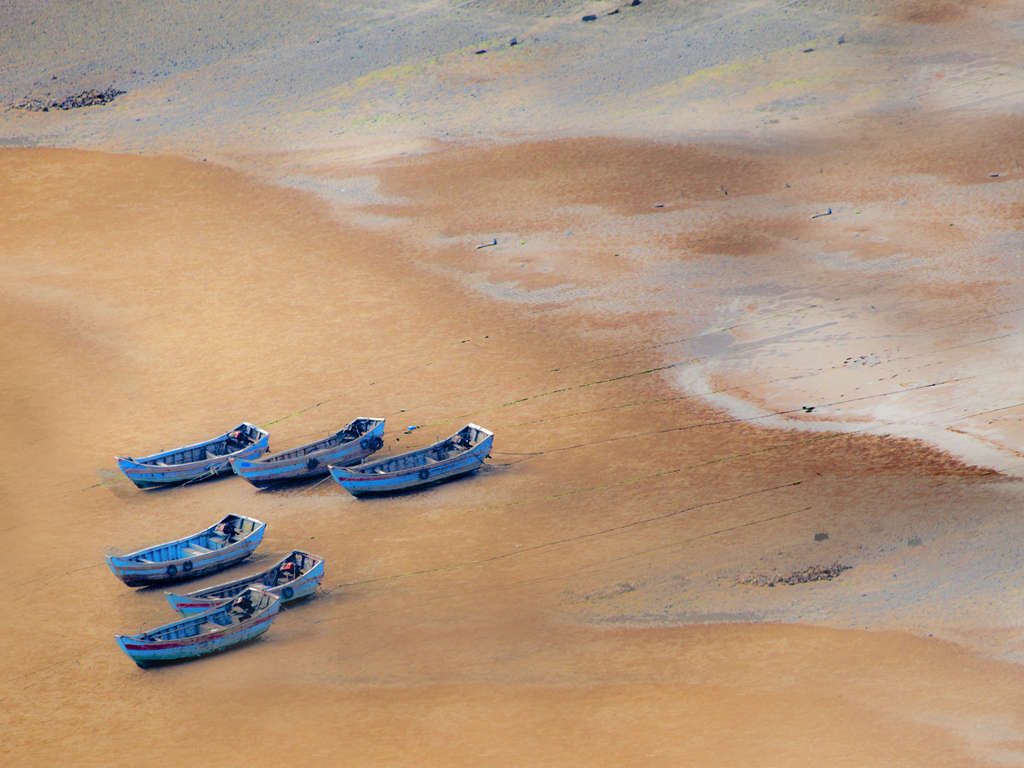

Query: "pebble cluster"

xmin=10 ymin=87 xmax=125 ymax=112
xmin=743 ymin=562 xmax=852 ymax=587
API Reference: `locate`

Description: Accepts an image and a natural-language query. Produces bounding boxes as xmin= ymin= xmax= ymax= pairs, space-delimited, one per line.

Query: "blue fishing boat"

xmin=329 ymin=423 xmax=493 ymax=496
xmin=105 ymin=514 xmax=266 ymax=587
xmin=115 ymin=588 xmax=280 ymax=668
xmin=116 ymin=422 xmax=269 ymax=489
xmin=165 ymin=550 xmax=325 ymax=614
xmin=230 ymin=418 xmax=385 ymax=488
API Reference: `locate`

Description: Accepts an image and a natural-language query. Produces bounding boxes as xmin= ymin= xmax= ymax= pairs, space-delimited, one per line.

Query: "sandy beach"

xmin=2 ymin=2 xmax=1023 ymax=765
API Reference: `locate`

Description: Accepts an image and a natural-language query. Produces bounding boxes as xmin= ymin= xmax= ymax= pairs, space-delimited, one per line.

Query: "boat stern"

xmin=166 ymin=592 xmax=227 ymax=615
xmin=114 ymin=634 xmax=152 ymax=668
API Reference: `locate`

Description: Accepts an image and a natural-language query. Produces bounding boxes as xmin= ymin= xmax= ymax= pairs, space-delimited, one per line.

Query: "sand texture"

xmin=2 ymin=1 xmax=1023 ymax=765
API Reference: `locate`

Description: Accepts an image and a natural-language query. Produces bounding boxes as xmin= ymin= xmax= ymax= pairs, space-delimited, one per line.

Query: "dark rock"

xmin=582 ymin=14 xmax=597 ymax=22
xmin=474 ymin=49 xmax=487 ymax=54
xmin=608 ymin=8 xmax=619 ymax=14
xmin=814 ymin=532 xmax=829 ymax=542
xmin=743 ymin=562 xmax=851 ymax=587
xmin=803 ymin=47 xmax=815 ymax=53
xmin=509 ymin=37 xmax=518 ymax=46
xmin=630 ymin=0 xmax=642 ymax=5
xmin=11 ymin=87 xmax=125 ymax=112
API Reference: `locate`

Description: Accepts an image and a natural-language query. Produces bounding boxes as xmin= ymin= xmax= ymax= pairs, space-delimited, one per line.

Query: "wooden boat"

xmin=116 ymin=422 xmax=270 ymax=489
xmin=105 ymin=514 xmax=266 ymax=587
xmin=165 ymin=550 xmax=325 ymax=614
xmin=329 ymin=423 xmax=494 ymax=496
xmin=115 ymin=587 xmax=280 ymax=668
xmin=230 ymin=418 xmax=385 ymax=488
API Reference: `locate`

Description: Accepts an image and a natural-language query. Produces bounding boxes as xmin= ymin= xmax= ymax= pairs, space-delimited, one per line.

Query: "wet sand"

xmin=2 ymin=135 xmax=1023 ymax=765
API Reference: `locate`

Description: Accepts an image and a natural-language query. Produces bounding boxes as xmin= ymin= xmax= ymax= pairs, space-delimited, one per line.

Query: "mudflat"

xmin=2 ymin=1 xmax=1023 ymax=765
xmin=2 ymin=131 xmax=1022 ymax=764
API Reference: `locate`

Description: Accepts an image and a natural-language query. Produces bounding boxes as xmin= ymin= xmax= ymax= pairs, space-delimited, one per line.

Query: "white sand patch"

xmin=675 ymin=298 xmax=1024 ymax=476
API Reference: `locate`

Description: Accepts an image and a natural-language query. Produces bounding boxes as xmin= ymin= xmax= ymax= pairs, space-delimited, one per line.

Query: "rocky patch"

xmin=742 ymin=563 xmax=851 ymax=587
xmin=10 ymin=87 xmax=125 ymax=112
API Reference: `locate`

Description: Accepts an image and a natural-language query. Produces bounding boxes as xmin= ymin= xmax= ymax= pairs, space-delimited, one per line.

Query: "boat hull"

xmin=105 ymin=518 xmax=266 ymax=587
xmin=116 ymin=423 xmax=270 ymax=489
xmin=115 ymin=596 xmax=280 ymax=667
xmin=329 ymin=426 xmax=493 ymax=497
xmin=166 ymin=553 xmax=325 ymax=614
xmin=231 ymin=421 xmax=385 ymax=488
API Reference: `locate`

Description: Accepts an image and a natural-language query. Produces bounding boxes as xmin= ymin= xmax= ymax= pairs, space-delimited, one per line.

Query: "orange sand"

xmin=2 ymin=135 xmax=1023 ymax=765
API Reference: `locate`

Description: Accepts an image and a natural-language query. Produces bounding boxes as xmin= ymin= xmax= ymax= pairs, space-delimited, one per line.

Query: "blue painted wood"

xmin=328 ymin=423 xmax=494 ymax=497
xmin=115 ymin=588 xmax=281 ymax=668
xmin=116 ymin=422 xmax=270 ymax=489
xmin=165 ymin=550 xmax=325 ymax=614
xmin=230 ymin=418 xmax=385 ymax=488
xmin=105 ymin=514 xmax=266 ymax=587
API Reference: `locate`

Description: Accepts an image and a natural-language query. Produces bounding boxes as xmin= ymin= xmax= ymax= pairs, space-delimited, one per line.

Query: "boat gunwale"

xmin=115 ymin=589 xmax=280 ymax=655
xmin=232 ymin=418 xmax=384 ymax=470
xmin=106 ymin=514 xmax=266 ymax=567
xmin=168 ymin=550 xmax=324 ymax=602
xmin=329 ymin=423 xmax=492 ymax=480
xmin=115 ymin=422 xmax=269 ymax=470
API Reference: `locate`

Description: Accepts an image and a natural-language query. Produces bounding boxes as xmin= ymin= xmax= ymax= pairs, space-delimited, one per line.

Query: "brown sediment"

xmin=372 ymin=113 xmax=1024 ymax=219
xmin=889 ymin=0 xmax=973 ymax=25
xmin=2 ymin=137 xmax=1023 ymax=766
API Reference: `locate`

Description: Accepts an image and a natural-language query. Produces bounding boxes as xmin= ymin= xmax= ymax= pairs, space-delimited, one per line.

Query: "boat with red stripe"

xmin=165 ymin=550 xmax=324 ymax=614
xmin=115 ymin=588 xmax=280 ymax=667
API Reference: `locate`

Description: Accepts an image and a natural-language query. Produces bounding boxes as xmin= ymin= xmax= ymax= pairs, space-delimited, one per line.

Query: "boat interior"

xmin=358 ymin=424 xmax=484 ymax=475
xmin=131 ymin=515 xmax=258 ymax=563
xmin=143 ymin=589 xmax=274 ymax=640
xmin=198 ymin=551 xmax=319 ymax=598
xmin=141 ymin=424 xmax=263 ymax=466
xmin=259 ymin=419 xmax=382 ymax=463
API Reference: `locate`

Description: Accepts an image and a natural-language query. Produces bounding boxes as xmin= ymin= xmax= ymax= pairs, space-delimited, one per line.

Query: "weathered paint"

xmin=105 ymin=514 xmax=267 ymax=587
xmin=114 ymin=589 xmax=281 ymax=667
xmin=165 ymin=550 xmax=325 ymax=614
xmin=231 ymin=418 xmax=385 ymax=487
xmin=115 ymin=422 xmax=270 ymax=489
xmin=328 ymin=423 xmax=493 ymax=497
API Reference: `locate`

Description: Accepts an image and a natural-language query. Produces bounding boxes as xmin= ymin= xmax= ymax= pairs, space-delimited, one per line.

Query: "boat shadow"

xmin=139 ymin=471 xmax=238 ymax=492
xmin=133 ymin=553 xmax=277 ymax=592
xmin=252 ymin=473 xmax=335 ymax=494
xmin=130 ymin=631 xmax=275 ymax=672
xmin=351 ymin=469 xmax=485 ymax=499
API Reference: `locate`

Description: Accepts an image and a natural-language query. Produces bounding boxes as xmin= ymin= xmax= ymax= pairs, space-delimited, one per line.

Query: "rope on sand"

xmin=299 ymin=474 xmax=334 ymax=495
xmin=488 ymin=375 xmax=972 ymax=468
xmin=331 ymin=480 xmax=802 ymax=590
xmin=182 ymin=466 xmax=222 ymax=487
